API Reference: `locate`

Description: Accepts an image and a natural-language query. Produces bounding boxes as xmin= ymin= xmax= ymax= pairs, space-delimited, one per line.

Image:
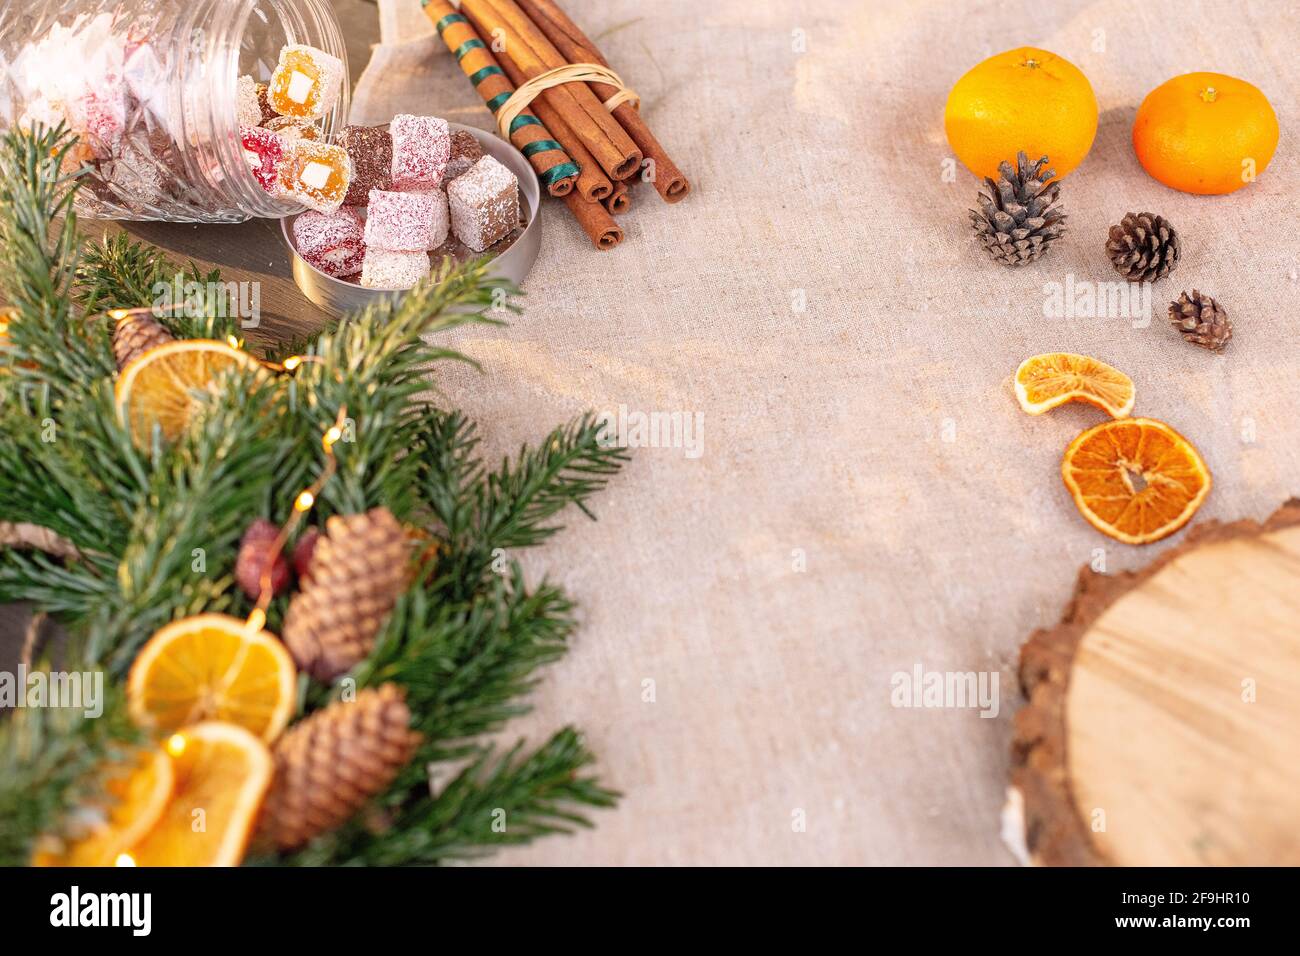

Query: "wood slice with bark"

xmin=1006 ymin=500 xmax=1300 ymax=866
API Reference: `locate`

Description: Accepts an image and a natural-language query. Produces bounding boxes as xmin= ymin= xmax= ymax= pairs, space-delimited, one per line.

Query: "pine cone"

xmin=969 ymin=152 xmax=1066 ymax=266
xmin=1106 ymin=212 xmax=1180 ymax=283
xmin=112 ymin=313 xmax=173 ymax=371
xmin=282 ymin=507 xmax=411 ymax=682
xmin=256 ymin=683 xmax=421 ymax=851
xmin=234 ymin=518 xmax=291 ymax=601
xmin=1169 ymin=290 xmax=1232 ymax=351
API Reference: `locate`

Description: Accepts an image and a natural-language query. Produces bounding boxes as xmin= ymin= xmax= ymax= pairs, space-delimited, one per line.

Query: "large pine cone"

xmin=112 ymin=313 xmax=173 ymax=371
xmin=1106 ymin=212 xmax=1180 ymax=283
xmin=256 ymin=683 xmax=421 ymax=851
xmin=1169 ymin=290 xmax=1232 ymax=351
xmin=969 ymin=152 xmax=1066 ymax=266
xmin=282 ymin=507 xmax=412 ymax=682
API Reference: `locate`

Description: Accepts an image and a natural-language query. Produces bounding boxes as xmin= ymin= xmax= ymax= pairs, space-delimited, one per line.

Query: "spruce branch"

xmin=83 ymin=370 xmax=286 ymax=675
xmin=0 ymin=125 xmax=114 ymax=401
xmin=430 ymin=413 xmax=629 ymax=595
xmin=282 ymin=258 xmax=513 ymax=521
xmin=274 ymin=727 xmax=617 ymax=866
xmin=354 ymin=569 xmax=575 ymax=758
xmin=75 ymin=233 xmax=240 ymax=341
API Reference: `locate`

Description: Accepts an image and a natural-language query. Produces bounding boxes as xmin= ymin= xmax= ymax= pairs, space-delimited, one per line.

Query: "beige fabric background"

xmin=357 ymin=0 xmax=1300 ymax=864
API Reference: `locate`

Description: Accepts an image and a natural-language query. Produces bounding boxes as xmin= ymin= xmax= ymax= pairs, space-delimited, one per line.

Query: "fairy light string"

xmin=246 ymin=403 xmax=349 ymax=634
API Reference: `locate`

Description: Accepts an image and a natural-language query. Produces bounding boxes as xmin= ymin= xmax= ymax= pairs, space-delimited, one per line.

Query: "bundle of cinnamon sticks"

xmin=423 ymin=0 xmax=690 ymax=251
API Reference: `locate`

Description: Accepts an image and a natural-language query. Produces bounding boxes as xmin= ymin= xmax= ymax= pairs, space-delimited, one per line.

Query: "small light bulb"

xmin=166 ymin=734 xmax=187 ymax=757
xmin=295 ymin=491 xmax=315 ymax=512
xmin=226 ymin=335 xmax=240 ymax=349
xmin=282 ymin=355 xmax=302 ymax=371
xmin=115 ymin=853 xmax=136 ymax=867
xmin=246 ymin=608 xmax=267 ymax=633
xmin=108 ymin=309 xmax=131 ymax=322
xmin=324 ymin=426 xmax=343 ymax=446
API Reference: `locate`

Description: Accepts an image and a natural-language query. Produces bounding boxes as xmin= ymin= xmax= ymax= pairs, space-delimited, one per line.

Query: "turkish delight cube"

xmin=293 ymin=208 xmax=366 ymax=278
xmin=445 ymin=129 xmax=484 ymax=181
xmin=364 ymin=189 xmax=446 ymax=252
xmin=389 ymin=114 xmax=450 ymax=191
xmin=255 ymin=81 xmax=278 ymax=123
xmin=426 ymin=189 xmax=450 ymax=251
xmin=277 ymin=140 xmax=352 ymax=213
xmin=267 ymin=44 xmax=343 ymax=120
xmin=236 ymin=74 xmax=262 ymax=127
xmin=265 ymin=115 xmax=323 ymax=143
xmin=447 ymin=155 xmax=520 ymax=252
xmin=360 ymin=248 xmax=430 ymax=291
xmin=337 ymin=125 xmax=392 ymax=206
xmin=240 ymin=125 xmax=285 ymax=192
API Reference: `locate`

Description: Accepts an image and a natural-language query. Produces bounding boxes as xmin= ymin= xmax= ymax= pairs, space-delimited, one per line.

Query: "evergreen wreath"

xmin=0 ymin=126 xmax=627 ymax=866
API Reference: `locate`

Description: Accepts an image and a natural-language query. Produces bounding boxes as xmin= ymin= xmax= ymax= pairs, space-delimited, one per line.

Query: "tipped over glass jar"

xmin=0 ymin=0 xmax=350 ymax=223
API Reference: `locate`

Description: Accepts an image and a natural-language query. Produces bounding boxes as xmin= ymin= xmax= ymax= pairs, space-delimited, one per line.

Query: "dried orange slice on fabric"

xmin=114 ymin=339 xmax=262 ymax=443
xmin=1061 ymin=418 xmax=1211 ymax=545
xmin=128 ymin=614 xmax=297 ymax=743
xmin=125 ymin=722 xmax=272 ymax=867
xmin=31 ymin=748 xmax=175 ymax=867
xmin=1014 ymin=353 xmax=1135 ymax=418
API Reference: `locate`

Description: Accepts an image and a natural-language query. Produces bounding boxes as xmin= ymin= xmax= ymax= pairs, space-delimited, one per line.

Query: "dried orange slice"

xmin=1062 ymin=418 xmax=1211 ymax=544
xmin=114 ymin=339 xmax=262 ymax=443
xmin=128 ymin=613 xmax=297 ymax=743
xmin=1015 ymin=353 xmax=1135 ymax=418
xmin=125 ymin=722 xmax=272 ymax=867
xmin=31 ymin=748 xmax=175 ymax=867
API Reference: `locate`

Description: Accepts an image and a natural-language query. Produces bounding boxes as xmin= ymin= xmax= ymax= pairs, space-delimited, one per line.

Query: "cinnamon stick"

xmin=563 ymin=193 xmax=623 ymax=250
xmin=604 ymin=180 xmax=631 ymax=215
xmin=489 ymin=35 xmax=613 ymax=203
xmin=514 ymin=0 xmax=691 ymax=203
xmin=461 ymin=0 xmax=642 ymax=181
xmin=422 ymin=0 xmax=577 ymax=197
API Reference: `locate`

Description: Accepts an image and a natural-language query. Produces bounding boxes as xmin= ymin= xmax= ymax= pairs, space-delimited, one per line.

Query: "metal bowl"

xmin=280 ymin=122 xmax=542 ymax=318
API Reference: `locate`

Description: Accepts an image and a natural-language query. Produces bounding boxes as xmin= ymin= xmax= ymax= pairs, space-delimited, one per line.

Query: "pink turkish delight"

xmin=364 ymin=189 xmax=443 ymax=252
xmin=240 ymin=125 xmax=285 ymax=192
xmin=389 ymin=114 xmax=450 ymax=191
xmin=293 ymin=208 xmax=366 ymax=278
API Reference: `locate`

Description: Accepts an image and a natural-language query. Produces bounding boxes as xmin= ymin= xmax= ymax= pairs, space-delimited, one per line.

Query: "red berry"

xmin=236 ymin=518 xmax=290 ymax=600
xmin=292 ymin=528 xmax=321 ymax=587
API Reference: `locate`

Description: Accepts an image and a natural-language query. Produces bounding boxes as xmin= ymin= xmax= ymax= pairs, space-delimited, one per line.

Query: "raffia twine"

xmin=495 ymin=63 xmax=639 ymax=140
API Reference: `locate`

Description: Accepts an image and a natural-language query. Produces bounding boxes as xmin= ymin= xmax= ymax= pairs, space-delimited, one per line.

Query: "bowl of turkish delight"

xmin=277 ymin=116 xmax=540 ymax=316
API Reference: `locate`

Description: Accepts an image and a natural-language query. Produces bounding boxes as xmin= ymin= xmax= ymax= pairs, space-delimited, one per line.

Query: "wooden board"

xmin=1009 ymin=501 xmax=1300 ymax=866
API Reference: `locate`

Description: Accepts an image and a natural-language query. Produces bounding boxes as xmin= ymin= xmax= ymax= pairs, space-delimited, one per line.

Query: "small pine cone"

xmin=1169 ymin=290 xmax=1232 ymax=351
xmin=1106 ymin=212 xmax=1180 ymax=283
xmin=282 ymin=507 xmax=411 ymax=682
xmin=969 ymin=151 xmax=1067 ymax=266
xmin=256 ymin=683 xmax=421 ymax=851
xmin=112 ymin=313 xmax=173 ymax=371
xmin=291 ymin=528 xmax=321 ymax=587
xmin=234 ymin=518 xmax=291 ymax=601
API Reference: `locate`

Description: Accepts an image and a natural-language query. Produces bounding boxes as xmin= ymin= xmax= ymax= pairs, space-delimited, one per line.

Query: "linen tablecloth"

xmin=356 ymin=0 xmax=1300 ymax=864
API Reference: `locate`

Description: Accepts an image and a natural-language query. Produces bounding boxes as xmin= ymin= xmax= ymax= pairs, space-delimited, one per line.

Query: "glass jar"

xmin=0 ymin=0 xmax=349 ymax=223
